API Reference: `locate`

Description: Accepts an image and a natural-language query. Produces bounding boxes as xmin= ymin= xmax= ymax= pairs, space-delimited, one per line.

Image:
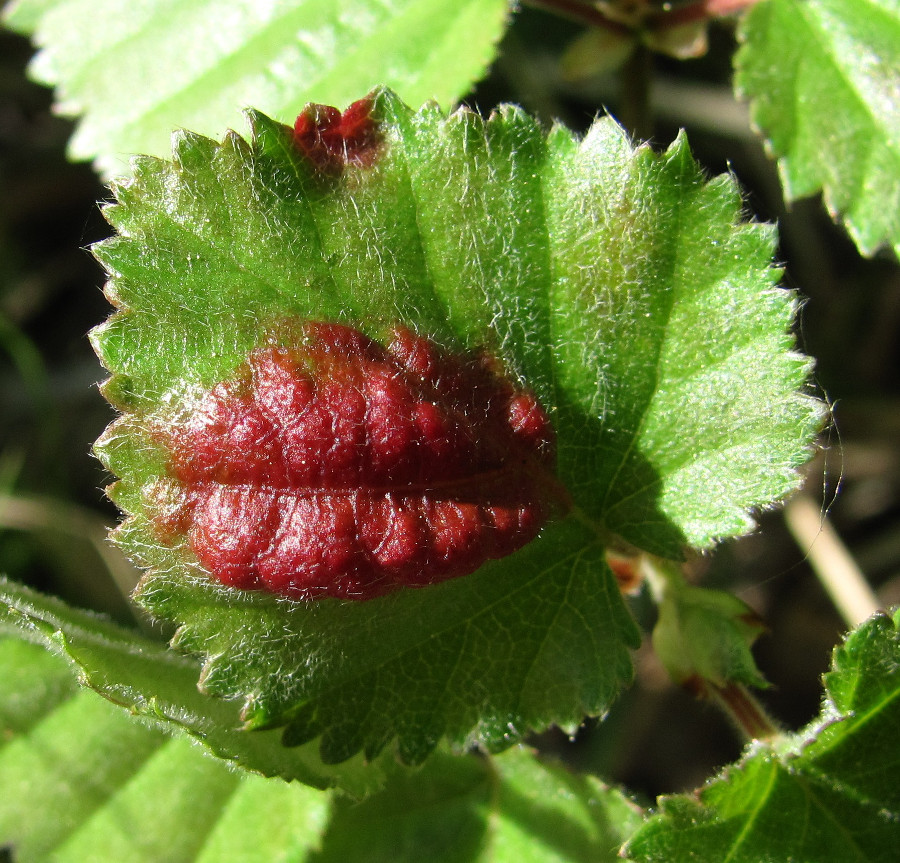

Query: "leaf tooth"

xmin=281 ymin=703 xmax=326 ymax=748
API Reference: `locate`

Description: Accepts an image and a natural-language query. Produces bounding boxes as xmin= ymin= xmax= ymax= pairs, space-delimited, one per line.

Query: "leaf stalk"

xmin=703 ymin=679 xmax=779 ymax=741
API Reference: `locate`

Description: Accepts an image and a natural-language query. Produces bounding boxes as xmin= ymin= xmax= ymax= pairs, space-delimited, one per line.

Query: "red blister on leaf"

xmin=150 ymin=323 xmax=559 ymax=601
xmin=292 ymin=97 xmax=382 ymax=171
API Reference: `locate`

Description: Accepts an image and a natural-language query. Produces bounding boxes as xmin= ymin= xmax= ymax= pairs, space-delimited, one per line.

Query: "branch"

xmin=522 ymin=0 xmax=631 ymax=35
xmin=784 ymin=493 xmax=881 ymax=628
xmin=524 ymin=0 xmax=764 ymax=33
xmin=648 ymin=0 xmax=764 ymax=28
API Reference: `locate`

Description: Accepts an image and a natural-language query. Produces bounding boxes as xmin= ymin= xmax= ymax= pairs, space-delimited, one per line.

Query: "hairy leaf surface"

xmin=0 ymin=627 xmax=642 ymax=861
xmin=0 ymin=631 xmax=329 ymax=862
xmin=89 ymin=89 xmax=819 ymax=771
xmin=0 ymin=577 xmax=389 ymax=792
xmin=736 ymin=0 xmax=900 ymax=258
xmin=3 ymin=0 xmax=511 ymax=176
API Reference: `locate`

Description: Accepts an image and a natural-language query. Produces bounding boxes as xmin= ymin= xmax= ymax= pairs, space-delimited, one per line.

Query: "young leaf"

xmin=623 ymin=609 xmax=900 ymax=863
xmin=646 ymin=557 xmax=768 ymax=692
xmin=736 ymin=0 xmax=900 ymax=258
xmin=90 ymin=89 xmax=819 ymax=770
xmin=0 ymin=634 xmax=330 ymax=863
xmin=2 ymin=0 xmax=511 ymax=177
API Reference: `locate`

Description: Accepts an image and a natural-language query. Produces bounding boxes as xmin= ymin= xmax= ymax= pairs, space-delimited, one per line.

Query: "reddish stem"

xmin=647 ymin=0 xmax=764 ymax=28
xmin=523 ymin=0 xmax=763 ymax=33
xmin=522 ymin=0 xmax=632 ymax=35
xmin=605 ymin=550 xmax=645 ymax=593
xmin=707 ymin=680 xmax=779 ymax=741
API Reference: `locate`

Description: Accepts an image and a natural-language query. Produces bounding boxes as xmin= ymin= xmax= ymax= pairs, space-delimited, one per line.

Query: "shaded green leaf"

xmin=1 ymin=630 xmax=646 ymax=862
xmin=0 ymin=577 xmax=393 ymax=793
xmin=2 ymin=0 xmax=511 ymax=176
xmin=736 ymin=0 xmax=900 ymax=258
xmin=0 ymin=636 xmax=75 ymax=734
xmin=90 ymin=90 xmax=818 ymax=770
xmin=0 ymin=633 xmax=329 ymax=863
xmin=312 ymin=746 xmax=643 ymax=863
xmin=624 ymin=609 xmax=900 ymax=863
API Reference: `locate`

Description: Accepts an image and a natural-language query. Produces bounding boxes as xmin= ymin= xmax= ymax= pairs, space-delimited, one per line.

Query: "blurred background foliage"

xmin=1 ymin=4 xmax=898 ymax=803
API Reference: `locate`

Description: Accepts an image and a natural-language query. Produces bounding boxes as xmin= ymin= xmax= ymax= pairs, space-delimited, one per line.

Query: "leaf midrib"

xmin=173 ymin=464 xmax=549 ymax=498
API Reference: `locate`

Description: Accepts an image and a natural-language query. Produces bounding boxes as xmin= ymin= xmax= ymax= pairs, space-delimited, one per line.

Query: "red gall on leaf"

xmin=292 ymin=97 xmax=382 ymax=172
xmin=149 ymin=323 xmax=559 ymax=601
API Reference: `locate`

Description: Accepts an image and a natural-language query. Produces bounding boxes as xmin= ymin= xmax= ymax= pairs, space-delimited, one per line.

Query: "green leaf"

xmin=1 ymin=630 xmax=645 ymax=861
xmin=90 ymin=90 xmax=819 ymax=770
xmin=623 ymin=609 xmax=900 ymax=863
xmin=0 ymin=576 xmax=393 ymax=794
xmin=0 ymin=635 xmax=75 ymax=734
xmin=735 ymin=0 xmax=900 ymax=258
xmin=0 ymin=633 xmax=330 ymax=863
xmin=2 ymin=0 xmax=512 ymax=177
xmin=312 ymin=746 xmax=643 ymax=863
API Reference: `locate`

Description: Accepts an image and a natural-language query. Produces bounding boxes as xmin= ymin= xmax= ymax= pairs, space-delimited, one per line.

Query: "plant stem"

xmin=619 ymin=41 xmax=653 ymax=140
xmin=524 ymin=0 xmax=764 ymax=31
xmin=522 ymin=0 xmax=631 ymax=34
xmin=706 ymin=680 xmax=780 ymax=741
xmin=784 ymin=492 xmax=881 ymax=628
xmin=0 ymin=310 xmax=60 ymax=476
xmin=648 ymin=0 xmax=764 ymax=29
xmin=0 ymin=493 xmax=144 ymax=624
